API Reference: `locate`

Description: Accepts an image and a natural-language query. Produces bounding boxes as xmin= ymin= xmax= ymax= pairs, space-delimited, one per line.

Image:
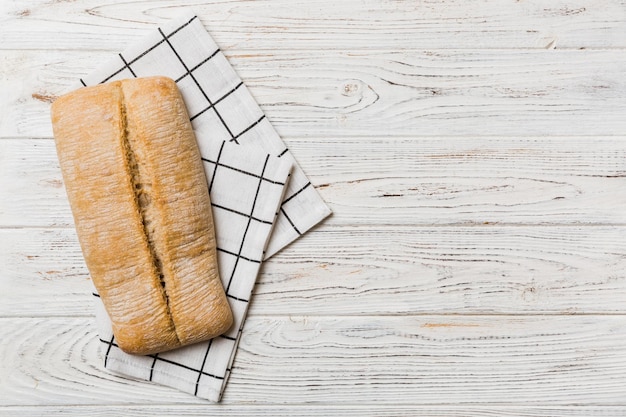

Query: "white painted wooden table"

xmin=2 ymin=1 xmax=626 ymax=415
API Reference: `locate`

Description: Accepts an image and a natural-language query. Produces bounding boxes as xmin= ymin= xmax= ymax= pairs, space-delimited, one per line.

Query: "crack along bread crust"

xmin=51 ymin=76 xmax=233 ymax=355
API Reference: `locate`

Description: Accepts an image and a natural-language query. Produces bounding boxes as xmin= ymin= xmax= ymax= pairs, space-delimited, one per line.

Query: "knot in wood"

xmin=340 ymin=81 xmax=361 ymax=97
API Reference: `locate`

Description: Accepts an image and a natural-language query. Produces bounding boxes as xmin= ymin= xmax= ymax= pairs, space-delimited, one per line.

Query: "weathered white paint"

xmin=4 ymin=405 xmax=626 ymax=417
xmin=2 ymin=138 xmax=626 ymax=228
xmin=3 ymin=224 xmax=626 ymax=316
xmin=3 ymin=0 xmax=626 ymax=415
xmin=2 ymin=0 xmax=626 ymax=50
xmin=2 ymin=49 xmax=626 ymax=138
xmin=2 ymin=316 xmax=626 ymax=406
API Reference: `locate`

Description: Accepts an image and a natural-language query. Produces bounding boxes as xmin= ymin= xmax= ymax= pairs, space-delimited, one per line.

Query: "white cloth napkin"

xmin=77 ymin=9 xmax=331 ymax=402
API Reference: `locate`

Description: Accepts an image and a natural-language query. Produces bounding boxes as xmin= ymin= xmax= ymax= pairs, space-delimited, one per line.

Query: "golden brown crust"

xmin=51 ymin=76 xmax=233 ymax=355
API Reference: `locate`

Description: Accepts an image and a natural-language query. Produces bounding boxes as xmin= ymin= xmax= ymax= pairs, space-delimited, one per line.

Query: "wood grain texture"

xmin=2 ymin=0 xmax=626 ymax=51
xmin=0 ymin=140 xmax=71 ymax=228
xmin=4 ymin=225 xmax=626 ymax=317
xmin=3 ymin=49 xmax=626 ymax=138
xmin=3 ymin=0 xmax=626 ymax=413
xmin=5 ymin=405 xmax=626 ymax=417
xmin=3 ymin=137 xmax=626 ymax=229
xmin=2 ymin=316 xmax=626 ymax=406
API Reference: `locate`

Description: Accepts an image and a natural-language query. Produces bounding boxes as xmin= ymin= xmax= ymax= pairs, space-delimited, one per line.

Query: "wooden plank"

xmin=3 ymin=405 xmax=626 ymax=417
xmin=292 ymin=136 xmax=626 ymax=226
xmin=3 ymin=225 xmax=626 ymax=317
xmin=2 ymin=316 xmax=626 ymax=405
xmin=4 ymin=49 xmax=626 ymax=138
xmin=0 ymin=140 xmax=70 ymax=228
xmin=0 ymin=228 xmax=89 ymax=317
xmin=2 ymin=0 xmax=626 ymax=51
xmin=3 ymin=137 xmax=626 ymax=229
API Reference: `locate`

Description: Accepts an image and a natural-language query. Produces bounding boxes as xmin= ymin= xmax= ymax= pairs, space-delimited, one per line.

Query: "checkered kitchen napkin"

xmin=77 ymin=9 xmax=331 ymax=401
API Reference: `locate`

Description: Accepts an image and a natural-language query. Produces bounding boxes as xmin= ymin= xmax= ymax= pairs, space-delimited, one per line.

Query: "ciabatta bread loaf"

xmin=51 ymin=76 xmax=233 ymax=355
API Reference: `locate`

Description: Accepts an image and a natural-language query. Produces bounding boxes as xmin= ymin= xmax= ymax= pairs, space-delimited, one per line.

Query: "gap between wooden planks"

xmin=3 ymin=405 xmax=626 ymax=417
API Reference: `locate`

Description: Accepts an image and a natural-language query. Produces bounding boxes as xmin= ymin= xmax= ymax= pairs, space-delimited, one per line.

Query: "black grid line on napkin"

xmin=156 ymin=26 xmax=236 ymax=142
xmin=80 ymin=12 xmax=330 ymax=258
xmin=98 ymin=336 xmax=230 ymax=396
xmin=95 ymin=154 xmax=287 ymax=377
